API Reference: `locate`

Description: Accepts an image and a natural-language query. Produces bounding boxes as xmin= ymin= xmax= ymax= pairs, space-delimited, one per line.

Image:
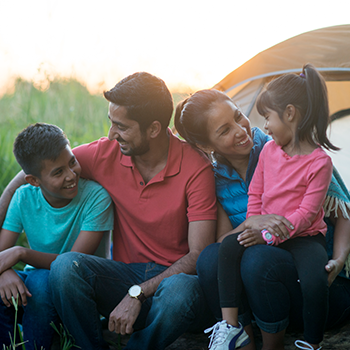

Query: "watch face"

xmin=129 ymin=285 xmax=142 ymax=297
xmin=265 ymin=232 xmax=272 ymax=240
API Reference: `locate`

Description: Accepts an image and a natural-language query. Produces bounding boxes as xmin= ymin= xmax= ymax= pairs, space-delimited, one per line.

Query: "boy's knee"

xmin=50 ymin=252 xmax=82 ymax=284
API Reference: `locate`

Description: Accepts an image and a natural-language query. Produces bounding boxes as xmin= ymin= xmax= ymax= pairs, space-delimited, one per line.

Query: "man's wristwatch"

xmin=261 ymin=229 xmax=274 ymax=245
xmin=128 ymin=285 xmax=147 ymax=303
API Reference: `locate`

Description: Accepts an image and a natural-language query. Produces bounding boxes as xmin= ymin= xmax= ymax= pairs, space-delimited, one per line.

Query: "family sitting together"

xmin=0 ymin=65 xmax=349 ymax=350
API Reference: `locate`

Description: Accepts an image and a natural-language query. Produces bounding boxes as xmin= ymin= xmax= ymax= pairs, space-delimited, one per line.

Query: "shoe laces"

xmin=295 ymin=340 xmax=322 ymax=350
xmin=204 ymin=320 xmax=231 ymax=349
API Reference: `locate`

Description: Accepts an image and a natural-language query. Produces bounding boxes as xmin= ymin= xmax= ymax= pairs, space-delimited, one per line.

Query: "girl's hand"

xmin=237 ymin=229 xmax=266 ymax=247
xmin=245 ymin=215 xmax=293 ymax=240
xmin=325 ymin=259 xmax=344 ymax=286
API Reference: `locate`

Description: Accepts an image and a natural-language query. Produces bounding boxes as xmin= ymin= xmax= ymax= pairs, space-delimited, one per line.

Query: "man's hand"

xmin=245 ymin=215 xmax=293 ymax=240
xmin=108 ymin=294 xmax=142 ymax=335
xmin=0 ymin=246 xmax=22 ymax=274
xmin=237 ymin=229 xmax=265 ymax=247
xmin=325 ymin=259 xmax=344 ymax=286
xmin=0 ymin=269 xmax=32 ymax=307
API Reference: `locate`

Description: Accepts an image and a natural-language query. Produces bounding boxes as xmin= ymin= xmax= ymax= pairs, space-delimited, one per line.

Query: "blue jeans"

xmin=241 ymin=245 xmax=350 ymax=340
xmin=0 ymin=269 xmax=59 ymax=350
xmin=49 ymin=252 xmax=214 ymax=350
xmin=196 ymin=242 xmax=252 ymax=326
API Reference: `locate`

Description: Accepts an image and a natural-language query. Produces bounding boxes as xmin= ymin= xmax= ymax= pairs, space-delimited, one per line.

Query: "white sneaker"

xmin=295 ymin=340 xmax=322 ymax=350
xmin=204 ymin=320 xmax=250 ymax=350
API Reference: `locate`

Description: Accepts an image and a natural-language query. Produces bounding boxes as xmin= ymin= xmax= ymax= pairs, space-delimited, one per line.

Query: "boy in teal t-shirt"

xmin=0 ymin=123 xmax=114 ymax=349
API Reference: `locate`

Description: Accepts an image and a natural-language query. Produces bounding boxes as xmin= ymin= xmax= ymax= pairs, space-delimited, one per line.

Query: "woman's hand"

xmin=245 ymin=215 xmax=293 ymax=240
xmin=325 ymin=259 xmax=344 ymax=286
xmin=237 ymin=229 xmax=266 ymax=247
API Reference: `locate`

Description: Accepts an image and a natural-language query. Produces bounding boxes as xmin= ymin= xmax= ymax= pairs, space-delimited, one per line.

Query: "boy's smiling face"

xmin=29 ymin=145 xmax=81 ymax=208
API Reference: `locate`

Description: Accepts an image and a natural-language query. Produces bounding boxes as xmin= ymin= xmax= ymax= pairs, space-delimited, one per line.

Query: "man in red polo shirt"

xmin=44 ymin=72 xmax=216 ymax=349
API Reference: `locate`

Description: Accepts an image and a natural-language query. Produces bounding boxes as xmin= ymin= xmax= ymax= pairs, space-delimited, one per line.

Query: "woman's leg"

xmin=280 ymin=234 xmax=329 ymax=345
xmin=241 ymin=245 xmax=302 ymax=349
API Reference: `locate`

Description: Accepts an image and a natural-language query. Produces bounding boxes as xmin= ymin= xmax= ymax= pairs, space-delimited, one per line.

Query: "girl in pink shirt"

xmin=210 ymin=64 xmax=338 ymax=350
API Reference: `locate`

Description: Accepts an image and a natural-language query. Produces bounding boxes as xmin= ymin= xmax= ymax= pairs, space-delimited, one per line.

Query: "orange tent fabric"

xmin=213 ymin=24 xmax=350 ymax=129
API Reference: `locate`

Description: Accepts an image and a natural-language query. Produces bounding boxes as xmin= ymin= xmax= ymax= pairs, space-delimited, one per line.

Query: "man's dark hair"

xmin=103 ymin=72 xmax=174 ymax=132
xmin=13 ymin=123 xmax=69 ymax=177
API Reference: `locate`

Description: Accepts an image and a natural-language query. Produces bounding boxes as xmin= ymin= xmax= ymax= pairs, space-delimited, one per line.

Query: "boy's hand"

xmin=0 ymin=246 xmax=22 ymax=274
xmin=0 ymin=269 xmax=32 ymax=307
xmin=108 ymin=294 xmax=141 ymax=335
xmin=237 ymin=229 xmax=265 ymax=247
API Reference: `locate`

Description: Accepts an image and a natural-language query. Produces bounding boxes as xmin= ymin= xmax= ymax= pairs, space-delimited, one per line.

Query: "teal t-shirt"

xmin=2 ymin=179 xmax=114 ymax=257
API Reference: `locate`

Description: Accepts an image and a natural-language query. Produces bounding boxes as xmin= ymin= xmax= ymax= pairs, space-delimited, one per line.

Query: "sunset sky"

xmin=1 ymin=0 xmax=350 ymax=95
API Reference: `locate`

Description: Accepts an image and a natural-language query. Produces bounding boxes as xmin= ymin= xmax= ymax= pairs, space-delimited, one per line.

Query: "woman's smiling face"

xmin=205 ymin=100 xmax=253 ymax=162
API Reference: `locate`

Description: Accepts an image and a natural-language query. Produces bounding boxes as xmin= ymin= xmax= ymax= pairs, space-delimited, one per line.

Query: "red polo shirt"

xmin=73 ymin=130 xmax=217 ymax=266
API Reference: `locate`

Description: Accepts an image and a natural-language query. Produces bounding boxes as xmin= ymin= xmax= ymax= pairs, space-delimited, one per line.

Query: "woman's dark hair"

xmin=13 ymin=123 xmax=69 ymax=177
xmin=256 ymin=63 xmax=338 ymax=151
xmin=174 ymin=89 xmax=231 ymax=148
xmin=104 ymin=72 xmax=174 ymax=132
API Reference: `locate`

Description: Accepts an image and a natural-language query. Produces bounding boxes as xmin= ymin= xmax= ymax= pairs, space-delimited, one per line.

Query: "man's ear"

xmin=25 ymin=174 xmax=40 ymax=187
xmin=148 ymin=121 xmax=162 ymax=139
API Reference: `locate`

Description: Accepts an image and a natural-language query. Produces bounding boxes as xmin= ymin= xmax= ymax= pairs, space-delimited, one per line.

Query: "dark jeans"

xmin=197 ymin=235 xmax=350 ymax=344
xmin=50 ymin=252 xmax=215 ymax=350
xmin=0 ymin=269 xmax=59 ymax=350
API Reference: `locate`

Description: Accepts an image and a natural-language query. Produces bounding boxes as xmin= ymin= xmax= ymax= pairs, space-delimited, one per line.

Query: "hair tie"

xmin=300 ymin=73 xmax=305 ymax=78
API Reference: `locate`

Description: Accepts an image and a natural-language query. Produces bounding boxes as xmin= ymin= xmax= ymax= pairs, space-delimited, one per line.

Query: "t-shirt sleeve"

xmin=80 ymin=186 xmax=114 ymax=232
xmin=186 ymin=163 xmax=217 ymax=222
xmin=2 ymin=190 xmax=23 ymax=233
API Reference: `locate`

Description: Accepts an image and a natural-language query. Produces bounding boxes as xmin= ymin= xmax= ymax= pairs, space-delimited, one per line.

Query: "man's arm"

xmin=0 ymin=171 xmax=26 ymax=227
xmin=108 ymin=219 xmax=216 ymax=335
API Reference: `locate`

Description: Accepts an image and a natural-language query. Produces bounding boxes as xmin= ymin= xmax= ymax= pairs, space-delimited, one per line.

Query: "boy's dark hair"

xmin=256 ymin=63 xmax=339 ymax=151
xmin=13 ymin=123 xmax=69 ymax=177
xmin=103 ymin=72 xmax=174 ymax=132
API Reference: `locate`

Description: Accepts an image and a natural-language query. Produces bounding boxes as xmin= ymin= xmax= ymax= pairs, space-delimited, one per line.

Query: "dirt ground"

xmin=103 ymin=319 xmax=350 ymax=349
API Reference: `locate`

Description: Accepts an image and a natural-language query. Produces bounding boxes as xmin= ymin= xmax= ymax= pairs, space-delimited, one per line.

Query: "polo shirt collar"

xmin=119 ymin=128 xmax=182 ymax=178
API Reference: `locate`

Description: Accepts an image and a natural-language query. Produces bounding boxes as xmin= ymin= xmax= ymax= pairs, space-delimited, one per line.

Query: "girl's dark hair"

xmin=174 ymin=89 xmax=231 ymax=148
xmin=256 ymin=63 xmax=339 ymax=151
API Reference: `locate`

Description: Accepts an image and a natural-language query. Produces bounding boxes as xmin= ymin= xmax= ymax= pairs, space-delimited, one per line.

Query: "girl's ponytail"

xmin=300 ymin=63 xmax=339 ymax=151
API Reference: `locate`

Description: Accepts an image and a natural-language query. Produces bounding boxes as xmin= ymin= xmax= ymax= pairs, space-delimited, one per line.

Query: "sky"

xmin=1 ymin=0 xmax=350 ymax=95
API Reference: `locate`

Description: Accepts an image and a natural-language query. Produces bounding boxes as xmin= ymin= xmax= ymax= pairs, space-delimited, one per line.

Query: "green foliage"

xmin=0 ymin=77 xmax=188 ymax=195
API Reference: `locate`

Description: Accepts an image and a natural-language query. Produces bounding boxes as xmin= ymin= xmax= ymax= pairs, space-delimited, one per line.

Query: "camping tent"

xmin=213 ymin=24 xmax=350 ymax=186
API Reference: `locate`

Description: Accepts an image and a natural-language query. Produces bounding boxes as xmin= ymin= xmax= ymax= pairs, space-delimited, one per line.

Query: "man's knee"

xmin=156 ymin=273 xmax=204 ymax=306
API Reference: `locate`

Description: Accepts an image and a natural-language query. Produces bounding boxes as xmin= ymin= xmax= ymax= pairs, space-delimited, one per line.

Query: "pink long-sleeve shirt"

xmin=247 ymin=140 xmax=333 ymax=245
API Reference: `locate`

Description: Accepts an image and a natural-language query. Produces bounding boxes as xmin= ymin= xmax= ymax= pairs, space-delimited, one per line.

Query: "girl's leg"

xmin=280 ymin=234 xmax=329 ymax=346
xmin=218 ymin=233 xmax=246 ymax=326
